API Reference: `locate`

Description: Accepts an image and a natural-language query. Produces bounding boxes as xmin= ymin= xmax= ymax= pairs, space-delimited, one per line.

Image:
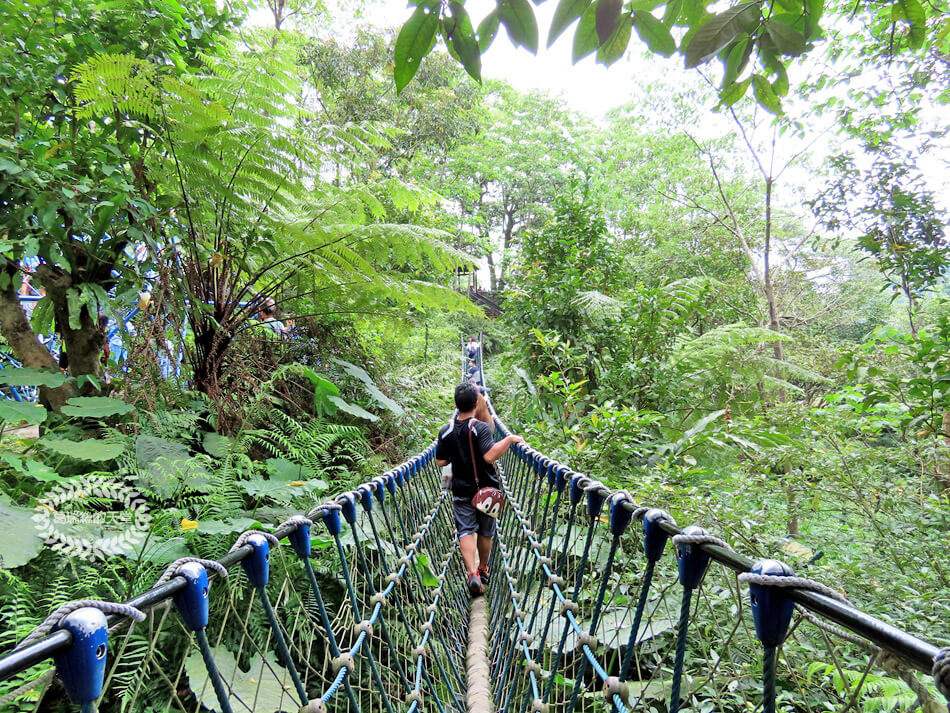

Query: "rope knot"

xmin=933 ymin=647 xmax=950 ymax=701
xmin=154 ymin=557 xmax=228 ymax=587
xmin=15 ymin=600 xmax=146 ymax=651
xmin=672 ymin=532 xmax=733 ymax=551
xmin=228 ymin=529 xmax=279 ymax=554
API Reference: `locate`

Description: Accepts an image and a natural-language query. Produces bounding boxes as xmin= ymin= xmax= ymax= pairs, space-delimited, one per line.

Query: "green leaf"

xmin=722 ymin=35 xmax=750 ymax=86
xmin=771 ymin=61 xmax=789 ymax=95
xmin=477 ymin=10 xmax=501 ymax=52
xmin=394 ymin=5 xmax=440 ymax=93
xmin=718 ymin=77 xmax=752 ymax=106
xmin=0 ymin=494 xmax=45 ymax=568
xmin=662 ymin=0 xmax=683 ymax=26
xmin=0 ymin=400 xmax=47 ymax=425
xmin=40 ymin=437 xmax=125 ymax=462
xmin=549 ymin=0 xmax=592 ymax=46
xmin=141 ymin=536 xmax=191 ymax=565
xmin=682 ymin=0 xmax=760 ymax=68
xmin=415 ymin=553 xmax=441 ymax=586
xmin=135 ymin=435 xmax=189 ymax=466
xmin=597 ymin=14 xmax=633 ymax=65
xmin=764 ymin=19 xmax=805 ymax=55
xmin=185 ymin=651 xmax=294 ymax=712
xmin=596 ymin=0 xmax=624 ymax=45
xmin=265 ymin=458 xmax=306 ymax=481
xmin=499 ymin=0 xmax=540 ymax=53
xmin=332 ymin=359 xmax=404 ymax=416
xmin=447 ymin=2 xmax=482 ymax=81
xmin=327 ymin=395 xmax=379 ymax=421
xmin=573 ymin=3 xmax=600 ymax=61
xmin=61 ymin=396 xmax=135 ymax=418
xmin=0 ymin=367 xmax=66 ymax=388
xmin=197 ymin=517 xmax=260 ymax=535
xmin=751 ymin=73 xmax=782 ymax=114
xmin=66 ymin=287 xmax=83 ymax=331
xmin=202 ymin=432 xmax=233 ymax=458
xmin=804 ymin=0 xmax=822 ymax=39
xmin=897 ymin=0 xmax=926 ymax=48
xmin=633 ymin=10 xmax=677 ymax=56
xmin=0 ymin=454 xmax=58 ymax=481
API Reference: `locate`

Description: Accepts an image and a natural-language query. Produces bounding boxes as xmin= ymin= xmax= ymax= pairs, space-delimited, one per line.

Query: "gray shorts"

xmin=452 ymin=496 xmax=497 ymax=538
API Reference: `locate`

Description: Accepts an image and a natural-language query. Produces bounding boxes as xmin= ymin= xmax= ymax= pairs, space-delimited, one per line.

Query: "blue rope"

xmin=669 ymin=586 xmax=694 ymax=713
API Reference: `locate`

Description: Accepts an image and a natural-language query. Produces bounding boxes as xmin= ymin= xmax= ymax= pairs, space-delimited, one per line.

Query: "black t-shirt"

xmin=436 ymin=417 xmax=499 ymax=498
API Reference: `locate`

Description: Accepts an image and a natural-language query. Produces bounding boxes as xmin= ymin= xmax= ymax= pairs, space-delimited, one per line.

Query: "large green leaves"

xmin=395 ymin=4 xmax=440 ymax=93
xmin=60 ymin=396 xmax=135 ymax=419
xmin=573 ymin=3 xmax=600 ymax=61
xmin=0 ymin=400 xmax=47 ymax=425
xmin=0 ymin=494 xmax=45 ymax=568
xmin=499 ymin=0 xmax=540 ymax=53
xmin=764 ymin=18 xmax=805 ymax=56
xmin=0 ymin=367 xmax=66 ymax=388
xmin=895 ymin=0 xmax=927 ymax=48
xmin=549 ymin=0 xmax=591 ymax=47
xmin=596 ymin=0 xmax=624 ymax=45
xmin=40 ymin=437 xmax=125 ymax=461
xmin=632 ymin=10 xmax=676 ymax=57
xmin=444 ymin=1 xmax=482 ymax=81
xmin=682 ymin=1 xmax=761 ymax=68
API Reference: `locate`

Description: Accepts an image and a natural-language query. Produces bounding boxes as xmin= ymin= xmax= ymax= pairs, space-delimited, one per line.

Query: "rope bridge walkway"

xmin=0 ymin=343 xmax=948 ymax=713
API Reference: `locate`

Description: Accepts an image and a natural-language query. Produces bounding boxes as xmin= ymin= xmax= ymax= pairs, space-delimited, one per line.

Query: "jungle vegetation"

xmin=0 ymin=0 xmax=947 ymax=709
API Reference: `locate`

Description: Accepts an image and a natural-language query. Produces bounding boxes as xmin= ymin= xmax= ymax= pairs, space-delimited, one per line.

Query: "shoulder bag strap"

xmin=468 ymin=419 xmax=481 ymax=489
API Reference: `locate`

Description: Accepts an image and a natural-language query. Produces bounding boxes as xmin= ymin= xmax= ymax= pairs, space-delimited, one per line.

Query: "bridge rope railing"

xmin=0 ymin=338 xmax=947 ymax=713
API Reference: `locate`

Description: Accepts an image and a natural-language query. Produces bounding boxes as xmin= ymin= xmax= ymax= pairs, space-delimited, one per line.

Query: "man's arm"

xmin=483 ymin=434 xmax=524 ymax=464
xmin=436 ymin=458 xmax=449 ymax=466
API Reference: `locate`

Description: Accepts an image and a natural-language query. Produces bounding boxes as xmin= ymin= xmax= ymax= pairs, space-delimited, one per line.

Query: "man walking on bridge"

xmin=436 ymin=382 xmax=523 ymax=596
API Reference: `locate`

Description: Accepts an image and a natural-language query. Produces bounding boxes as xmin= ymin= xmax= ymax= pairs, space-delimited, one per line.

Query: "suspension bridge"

xmin=0 ymin=342 xmax=947 ymax=713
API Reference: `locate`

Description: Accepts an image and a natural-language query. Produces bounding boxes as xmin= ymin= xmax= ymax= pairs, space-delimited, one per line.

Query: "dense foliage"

xmin=0 ymin=0 xmax=948 ymax=711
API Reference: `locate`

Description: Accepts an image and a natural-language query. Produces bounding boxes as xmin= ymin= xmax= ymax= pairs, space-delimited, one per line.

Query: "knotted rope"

xmin=14 ymin=600 xmax=146 ymax=651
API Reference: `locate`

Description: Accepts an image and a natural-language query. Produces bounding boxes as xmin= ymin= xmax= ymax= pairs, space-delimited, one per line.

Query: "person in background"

xmin=435 ymin=382 xmax=522 ymax=596
xmin=467 ymin=336 xmax=478 ymax=359
xmin=258 ymin=298 xmax=288 ymax=336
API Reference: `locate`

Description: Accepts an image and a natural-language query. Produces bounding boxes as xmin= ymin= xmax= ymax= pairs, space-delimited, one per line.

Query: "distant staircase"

xmin=468 ymin=287 xmax=503 ymax=315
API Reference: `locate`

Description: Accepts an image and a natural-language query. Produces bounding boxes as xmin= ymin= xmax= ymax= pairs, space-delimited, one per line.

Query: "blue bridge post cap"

xmin=385 ymin=473 xmax=397 ymax=495
xmin=608 ymin=493 xmax=634 ymax=537
xmin=676 ymin=525 xmax=712 ymax=590
xmin=643 ymin=509 xmax=674 ymax=562
xmin=395 ymin=467 xmax=406 ymax=486
xmin=339 ymin=492 xmax=358 ymax=524
xmin=53 ymin=607 xmax=109 ymax=704
xmin=748 ymin=559 xmax=796 ymax=648
xmin=358 ymin=485 xmax=374 ymax=511
xmin=586 ymin=484 xmax=607 ymax=520
xmin=321 ymin=506 xmax=342 ymax=536
xmin=241 ymin=533 xmax=271 ymax=589
xmin=545 ymin=461 xmax=557 ymax=486
xmin=554 ymin=466 xmax=569 ymax=493
xmin=569 ymin=474 xmax=585 ymax=506
xmin=288 ymin=521 xmax=312 ymax=559
xmin=173 ymin=562 xmax=210 ymax=631
xmin=373 ymin=478 xmax=386 ymax=502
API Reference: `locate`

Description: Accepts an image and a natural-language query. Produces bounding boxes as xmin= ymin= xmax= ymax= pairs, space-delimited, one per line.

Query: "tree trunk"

xmin=0 ymin=261 xmax=76 ymax=410
xmin=37 ymin=265 xmax=105 ymax=396
xmin=486 ymin=252 xmax=497 ymax=292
